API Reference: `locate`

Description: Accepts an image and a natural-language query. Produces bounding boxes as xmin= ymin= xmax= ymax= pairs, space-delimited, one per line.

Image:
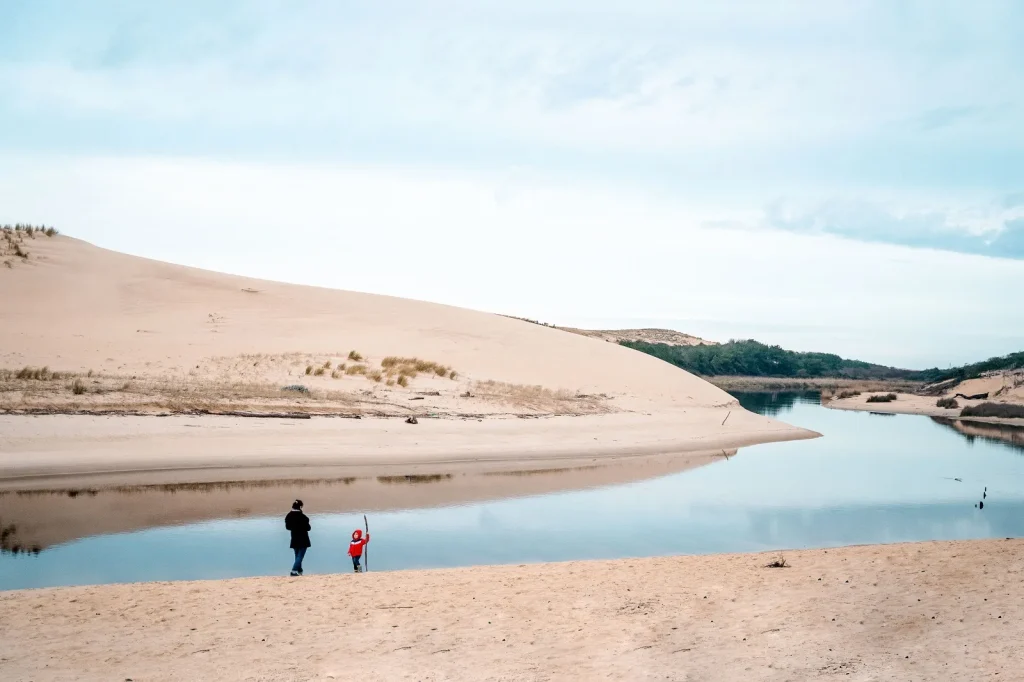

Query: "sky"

xmin=1 ymin=0 xmax=1023 ymax=368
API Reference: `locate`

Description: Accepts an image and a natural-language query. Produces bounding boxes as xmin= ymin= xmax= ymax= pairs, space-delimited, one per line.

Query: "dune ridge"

xmin=0 ymin=236 xmax=816 ymax=486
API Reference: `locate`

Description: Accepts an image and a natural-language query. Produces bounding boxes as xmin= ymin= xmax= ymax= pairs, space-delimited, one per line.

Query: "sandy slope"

xmin=1 ymin=236 xmax=725 ymax=406
xmin=0 ymin=237 xmax=815 ymax=484
xmin=2 ymin=539 xmax=1021 ymax=681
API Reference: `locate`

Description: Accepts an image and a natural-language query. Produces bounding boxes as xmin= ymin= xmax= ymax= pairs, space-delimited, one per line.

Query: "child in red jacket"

xmin=348 ymin=529 xmax=370 ymax=572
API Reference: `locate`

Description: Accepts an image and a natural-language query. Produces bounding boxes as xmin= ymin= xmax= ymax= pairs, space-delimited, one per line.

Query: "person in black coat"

xmin=285 ymin=499 xmax=311 ymax=576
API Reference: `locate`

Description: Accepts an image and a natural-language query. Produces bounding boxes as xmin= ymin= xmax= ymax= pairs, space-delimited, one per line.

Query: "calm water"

xmin=3 ymin=392 xmax=1024 ymax=590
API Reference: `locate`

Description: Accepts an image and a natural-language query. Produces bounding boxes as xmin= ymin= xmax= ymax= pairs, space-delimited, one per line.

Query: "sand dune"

xmin=2 ymin=237 xmax=723 ymax=406
xmin=0 ymin=236 xmax=816 ymax=486
xmin=2 ymin=539 xmax=1021 ymax=681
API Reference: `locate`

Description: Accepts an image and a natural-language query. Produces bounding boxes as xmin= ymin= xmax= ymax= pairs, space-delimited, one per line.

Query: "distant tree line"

xmin=914 ymin=351 xmax=1024 ymax=385
xmin=620 ymin=339 xmax=922 ymax=379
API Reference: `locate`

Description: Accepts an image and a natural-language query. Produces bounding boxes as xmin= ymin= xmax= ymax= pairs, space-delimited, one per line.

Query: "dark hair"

xmin=292 ymin=499 xmax=303 ymax=510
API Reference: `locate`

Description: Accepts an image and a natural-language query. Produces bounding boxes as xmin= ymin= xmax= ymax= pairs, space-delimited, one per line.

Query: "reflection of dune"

xmin=930 ymin=417 xmax=1024 ymax=453
xmin=0 ymin=450 xmax=734 ymax=551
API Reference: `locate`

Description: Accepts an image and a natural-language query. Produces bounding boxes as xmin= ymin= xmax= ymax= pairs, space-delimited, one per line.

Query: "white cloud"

xmin=1 ymin=154 xmax=1021 ymax=367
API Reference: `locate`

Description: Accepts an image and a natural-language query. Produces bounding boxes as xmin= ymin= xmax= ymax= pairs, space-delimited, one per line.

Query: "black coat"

xmin=285 ymin=510 xmax=311 ymax=549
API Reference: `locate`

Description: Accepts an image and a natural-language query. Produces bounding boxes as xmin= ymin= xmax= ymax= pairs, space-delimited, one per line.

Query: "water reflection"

xmin=930 ymin=417 xmax=1024 ymax=454
xmin=5 ymin=393 xmax=1024 ymax=589
xmin=733 ymin=390 xmax=820 ymax=416
xmin=0 ymin=454 xmax=724 ymax=555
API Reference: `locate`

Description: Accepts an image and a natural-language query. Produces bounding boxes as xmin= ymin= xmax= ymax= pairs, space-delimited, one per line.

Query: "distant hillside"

xmin=561 ymin=328 xmax=714 ymax=347
xmin=916 ymin=351 xmax=1024 ymax=385
xmin=621 ymin=339 xmax=920 ymax=380
xmin=499 ymin=317 xmax=714 ymax=347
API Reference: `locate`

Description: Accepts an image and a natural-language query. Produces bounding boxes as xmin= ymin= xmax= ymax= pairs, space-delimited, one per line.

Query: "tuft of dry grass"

xmin=961 ymin=402 xmax=1024 ymax=419
xmin=323 ymin=361 xmax=332 ymax=370
xmin=765 ymin=555 xmax=788 ymax=568
xmin=396 ymin=375 xmax=409 ymax=388
xmin=313 ymin=367 xmax=326 ymax=376
xmin=368 ymin=370 xmax=383 ymax=383
xmin=380 ymin=356 xmax=458 ymax=382
xmin=70 ymin=379 xmax=86 ymax=395
xmin=866 ymin=393 xmax=898 ymax=403
xmin=936 ymin=397 xmax=959 ymax=409
xmin=330 ymin=370 xmax=341 ymax=379
xmin=346 ymin=364 xmax=367 ymax=376
xmin=348 ymin=350 xmax=363 ymax=362
xmin=836 ymin=390 xmax=861 ymax=400
xmin=305 ymin=365 xmax=313 ymax=375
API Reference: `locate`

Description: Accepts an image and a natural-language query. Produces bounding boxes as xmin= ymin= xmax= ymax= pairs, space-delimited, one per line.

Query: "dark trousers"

xmin=351 ymin=555 xmax=361 ymax=571
xmin=292 ymin=547 xmax=307 ymax=573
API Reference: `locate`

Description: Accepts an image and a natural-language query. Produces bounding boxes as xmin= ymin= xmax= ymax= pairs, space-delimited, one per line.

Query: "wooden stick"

xmin=721 ymin=411 xmax=731 ymax=426
xmin=363 ymin=514 xmax=370 ymax=572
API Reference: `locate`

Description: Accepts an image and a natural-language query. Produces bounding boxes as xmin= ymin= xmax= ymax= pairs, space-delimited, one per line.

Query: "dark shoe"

xmin=290 ymin=571 xmax=299 ymax=577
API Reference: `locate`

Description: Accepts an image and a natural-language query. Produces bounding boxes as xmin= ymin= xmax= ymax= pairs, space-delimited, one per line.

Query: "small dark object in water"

xmin=979 ymin=500 xmax=985 ymax=510
xmin=869 ymin=411 xmax=896 ymax=417
xmin=984 ymin=487 xmax=987 ymax=499
xmin=405 ymin=417 xmax=418 ymax=424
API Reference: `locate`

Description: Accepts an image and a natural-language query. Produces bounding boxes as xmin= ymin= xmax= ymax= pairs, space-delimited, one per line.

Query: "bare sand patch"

xmin=1 ymin=539 xmax=1021 ymax=681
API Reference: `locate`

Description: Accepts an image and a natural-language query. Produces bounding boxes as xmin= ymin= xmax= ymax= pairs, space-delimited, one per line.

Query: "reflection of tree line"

xmin=731 ymin=391 xmax=821 ymax=416
xmin=930 ymin=417 xmax=1024 ymax=454
xmin=0 ymin=519 xmax=41 ymax=556
xmin=0 ymin=467 xmax=621 ymax=500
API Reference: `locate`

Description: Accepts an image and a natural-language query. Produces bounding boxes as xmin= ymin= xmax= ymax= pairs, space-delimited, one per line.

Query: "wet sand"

xmin=2 ymin=539 xmax=1021 ymax=681
xmin=0 ymin=410 xmax=816 ymax=489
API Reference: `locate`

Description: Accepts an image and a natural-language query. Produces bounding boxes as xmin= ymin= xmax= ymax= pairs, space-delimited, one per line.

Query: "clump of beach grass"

xmin=936 ymin=397 xmax=959 ymax=409
xmin=961 ymin=402 xmax=1024 ymax=419
xmin=346 ymin=364 xmax=367 ymax=376
xmin=348 ymin=350 xmax=363 ymax=362
xmin=866 ymin=393 xmax=897 ymax=403
xmin=397 ymin=375 xmax=409 ymax=388
xmin=70 ymin=378 xmax=86 ymax=395
xmin=305 ymin=365 xmax=313 ymax=375
xmin=380 ymin=356 xmax=458 ymax=381
xmin=313 ymin=366 xmax=326 ymax=376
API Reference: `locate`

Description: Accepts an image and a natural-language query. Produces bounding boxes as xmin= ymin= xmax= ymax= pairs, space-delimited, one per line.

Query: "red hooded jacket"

xmin=348 ymin=529 xmax=370 ymax=557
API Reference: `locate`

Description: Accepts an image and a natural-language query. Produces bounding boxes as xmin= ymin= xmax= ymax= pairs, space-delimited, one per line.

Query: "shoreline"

xmin=0 ymin=410 xmax=820 ymax=491
xmin=2 ymin=538 xmax=1020 ymax=680
xmin=827 ymin=392 xmax=1024 ymax=427
xmin=706 ymin=375 xmax=922 ymax=392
